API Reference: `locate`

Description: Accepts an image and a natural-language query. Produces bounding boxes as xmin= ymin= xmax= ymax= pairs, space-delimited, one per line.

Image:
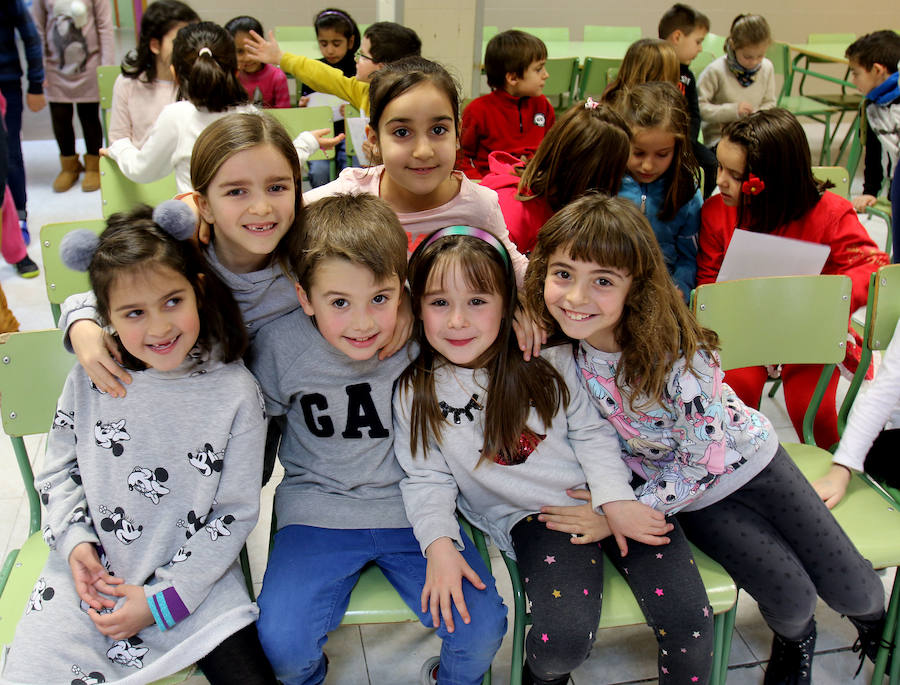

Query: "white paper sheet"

xmin=304 ymin=92 xmax=347 ymax=120
xmin=716 ymin=229 xmax=831 ymax=282
xmin=346 ymin=116 xmax=370 ymax=165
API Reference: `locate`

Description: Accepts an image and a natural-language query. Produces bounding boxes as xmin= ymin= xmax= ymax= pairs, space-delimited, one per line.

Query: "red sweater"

xmin=459 ymin=89 xmax=555 ymax=179
xmin=238 ymin=64 xmax=290 ymax=109
xmin=698 ymin=192 xmax=888 ymax=312
xmin=480 ymin=151 xmax=555 ymax=253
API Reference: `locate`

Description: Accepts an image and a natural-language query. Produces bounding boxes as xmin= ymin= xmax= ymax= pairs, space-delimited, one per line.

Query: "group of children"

xmin=1 ymin=4 xmax=899 ymax=685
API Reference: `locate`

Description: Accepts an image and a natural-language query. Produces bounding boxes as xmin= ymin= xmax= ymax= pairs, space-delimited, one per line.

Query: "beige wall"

xmin=185 ymin=0 xmax=898 ymax=46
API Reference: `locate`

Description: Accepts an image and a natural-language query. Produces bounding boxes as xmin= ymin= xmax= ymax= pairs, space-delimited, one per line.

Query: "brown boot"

xmin=53 ymin=155 xmax=83 ymax=192
xmin=82 ymin=154 xmax=101 ymax=192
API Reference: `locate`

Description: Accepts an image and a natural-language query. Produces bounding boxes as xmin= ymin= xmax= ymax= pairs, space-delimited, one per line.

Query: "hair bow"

xmin=741 ymin=173 xmax=765 ymax=196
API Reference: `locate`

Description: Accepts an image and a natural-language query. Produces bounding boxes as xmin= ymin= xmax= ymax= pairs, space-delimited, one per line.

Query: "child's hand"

xmin=298 ymin=95 xmax=311 ymax=108
xmin=69 ymin=542 xmax=122 ymax=611
xmin=26 ymin=92 xmax=46 ymax=112
xmin=602 ymin=499 xmax=673 ymax=556
xmin=539 ymin=488 xmax=612 ymax=544
xmin=98 ymin=148 xmax=109 ymax=157
xmin=246 ymin=30 xmax=283 ymax=66
xmin=423 ymin=537 xmax=486 ymax=633
xmin=311 ymin=128 xmax=346 ymax=152
xmin=88 ymin=583 xmax=154 ymax=640
xmin=70 ymin=320 xmax=131 ymax=397
xmin=737 ymin=102 xmax=754 ymax=116
xmin=512 ymin=300 xmax=546 ymax=362
xmin=812 ymin=463 xmax=852 ymax=509
xmin=379 ymin=289 xmax=412 ymax=360
xmin=852 ymin=194 xmax=878 ymax=213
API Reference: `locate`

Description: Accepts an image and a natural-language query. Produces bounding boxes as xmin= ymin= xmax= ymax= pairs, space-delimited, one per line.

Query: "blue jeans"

xmin=0 ymin=81 xmax=25 ymax=215
xmin=257 ymin=525 xmax=507 ymax=685
xmin=307 ymin=140 xmax=348 ymax=188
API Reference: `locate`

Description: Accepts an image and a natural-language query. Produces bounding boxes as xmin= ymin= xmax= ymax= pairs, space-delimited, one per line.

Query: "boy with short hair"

xmin=659 ymin=3 xmax=717 ymax=197
xmin=846 ymin=30 xmax=900 ymax=259
xmin=243 ymin=21 xmax=421 ymax=114
xmin=459 ymin=30 xmax=555 ymax=179
xmin=249 ymin=193 xmax=506 ymax=685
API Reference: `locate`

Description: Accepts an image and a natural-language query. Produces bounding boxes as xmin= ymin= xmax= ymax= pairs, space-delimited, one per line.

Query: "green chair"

xmin=583 ymin=25 xmax=641 ymax=42
xmin=511 ymin=26 xmax=569 ymax=42
xmin=96 ymin=65 xmax=120 ymax=145
xmin=483 ymin=25 xmax=499 ymax=42
xmin=577 ymin=56 xmax=622 ymax=100
xmin=497 ymin=535 xmax=737 ymax=685
xmin=266 ymin=106 xmax=337 ymax=179
xmin=703 ymin=32 xmax=726 ymax=56
xmin=866 ymin=199 xmax=893 ymax=259
xmin=99 ymin=155 xmax=178 ymax=219
xmin=812 ymin=165 xmax=850 ymax=198
xmin=768 ymin=42 xmax=838 ymax=164
xmin=274 ymin=25 xmax=316 ymax=41
xmin=693 ymin=274 xmax=900 ymax=685
xmin=39 ymin=220 xmax=105 ymax=325
xmin=691 ymin=50 xmax=715 ymax=77
xmin=543 ymin=57 xmax=579 ymax=110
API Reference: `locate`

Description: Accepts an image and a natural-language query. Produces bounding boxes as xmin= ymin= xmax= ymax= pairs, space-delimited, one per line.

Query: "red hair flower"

xmin=741 ymin=174 xmax=765 ymax=195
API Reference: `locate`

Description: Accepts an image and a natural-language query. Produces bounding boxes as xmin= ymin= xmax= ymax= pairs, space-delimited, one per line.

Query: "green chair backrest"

xmin=483 ymin=25 xmax=498 ymax=41
xmin=543 ymin=57 xmax=579 ymax=108
xmin=691 ymin=50 xmax=715 ymax=77
xmin=767 ymin=42 xmax=792 ymax=95
xmin=583 ymin=25 xmax=641 ymax=42
xmin=265 ymin=106 xmax=335 ymax=161
xmin=343 ymin=104 xmax=362 ymax=158
xmin=692 ymin=275 xmax=852 ymax=370
xmin=607 ymin=66 xmax=619 ymax=83
xmin=274 ymin=25 xmax=316 ymax=41
xmin=704 ymin=32 xmax=726 ymax=56
xmin=97 ymin=65 xmax=120 ymax=145
xmin=512 ymin=26 xmax=569 ymax=42
xmin=0 ymin=330 xmax=74 ymax=439
xmin=99 ymin=156 xmax=178 ymax=219
xmin=97 ymin=65 xmax=119 ymax=113
xmin=577 ymin=56 xmax=621 ymax=99
xmin=868 ymin=264 xmax=900 ymax=352
xmin=812 ymin=165 xmax=850 ymax=198
xmin=40 ymin=220 xmax=106 ymax=325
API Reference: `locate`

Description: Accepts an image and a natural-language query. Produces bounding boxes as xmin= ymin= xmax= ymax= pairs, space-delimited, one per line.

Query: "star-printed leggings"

xmin=679 ymin=445 xmax=885 ymax=641
xmin=510 ymin=515 xmax=713 ymax=684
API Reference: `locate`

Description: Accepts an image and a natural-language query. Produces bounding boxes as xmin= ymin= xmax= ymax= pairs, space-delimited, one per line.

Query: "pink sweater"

xmin=304 ymin=165 xmax=528 ymax=284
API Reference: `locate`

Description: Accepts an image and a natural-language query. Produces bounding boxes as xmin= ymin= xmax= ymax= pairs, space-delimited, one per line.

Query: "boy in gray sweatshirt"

xmin=248 ymin=194 xmax=506 ymax=685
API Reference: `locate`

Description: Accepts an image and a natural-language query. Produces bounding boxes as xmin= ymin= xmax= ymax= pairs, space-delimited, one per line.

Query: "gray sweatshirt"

xmin=393 ymin=345 xmax=634 ymax=557
xmin=249 ymin=309 xmax=415 ymax=530
xmin=1 ymin=351 xmax=266 ymax=684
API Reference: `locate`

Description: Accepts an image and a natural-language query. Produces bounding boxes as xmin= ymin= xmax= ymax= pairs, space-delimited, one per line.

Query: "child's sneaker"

xmin=14 ymin=255 xmax=39 ymax=279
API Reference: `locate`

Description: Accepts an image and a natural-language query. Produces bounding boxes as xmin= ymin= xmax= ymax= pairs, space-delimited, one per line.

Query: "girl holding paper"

xmin=697 ymin=108 xmax=888 ymax=448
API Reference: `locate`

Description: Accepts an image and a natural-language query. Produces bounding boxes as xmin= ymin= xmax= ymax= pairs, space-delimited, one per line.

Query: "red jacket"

xmin=698 ymin=192 xmax=888 ymax=312
xmin=458 ymin=89 xmax=555 ymax=179
xmin=480 ymin=151 xmax=555 ymax=254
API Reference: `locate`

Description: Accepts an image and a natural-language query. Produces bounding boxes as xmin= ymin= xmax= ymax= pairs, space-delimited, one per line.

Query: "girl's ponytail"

xmin=171 ymin=22 xmax=248 ymax=112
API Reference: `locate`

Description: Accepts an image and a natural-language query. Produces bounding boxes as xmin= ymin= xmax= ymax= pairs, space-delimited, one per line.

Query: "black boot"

xmin=522 ymin=661 xmax=571 ymax=685
xmin=764 ymin=622 xmax=816 ymax=685
xmin=849 ymin=613 xmax=894 ymax=676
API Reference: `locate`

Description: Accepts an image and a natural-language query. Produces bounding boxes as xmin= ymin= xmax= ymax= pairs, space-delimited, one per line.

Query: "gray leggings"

xmin=679 ymin=446 xmax=884 ymax=640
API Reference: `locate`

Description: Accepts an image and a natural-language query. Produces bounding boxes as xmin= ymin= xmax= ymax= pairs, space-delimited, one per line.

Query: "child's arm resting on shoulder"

xmin=143 ymin=393 xmax=266 ymax=631
xmin=424 ymin=537 xmax=486 ymax=632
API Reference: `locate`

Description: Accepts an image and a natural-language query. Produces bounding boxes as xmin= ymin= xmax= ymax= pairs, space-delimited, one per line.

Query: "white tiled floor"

xmin=0 ymin=40 xmax=894 ymax=683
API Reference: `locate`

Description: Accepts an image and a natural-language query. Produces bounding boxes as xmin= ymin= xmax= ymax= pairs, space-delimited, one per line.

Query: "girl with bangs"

xmin=524 ymin=193 xmax=887 ymax=685
xmin=394 ymin=226 xmax=714 ymax=685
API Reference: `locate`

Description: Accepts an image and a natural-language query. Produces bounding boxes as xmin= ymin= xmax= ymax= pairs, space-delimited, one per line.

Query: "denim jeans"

xmin=257 ymin=524 xmax=507 ymax=685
